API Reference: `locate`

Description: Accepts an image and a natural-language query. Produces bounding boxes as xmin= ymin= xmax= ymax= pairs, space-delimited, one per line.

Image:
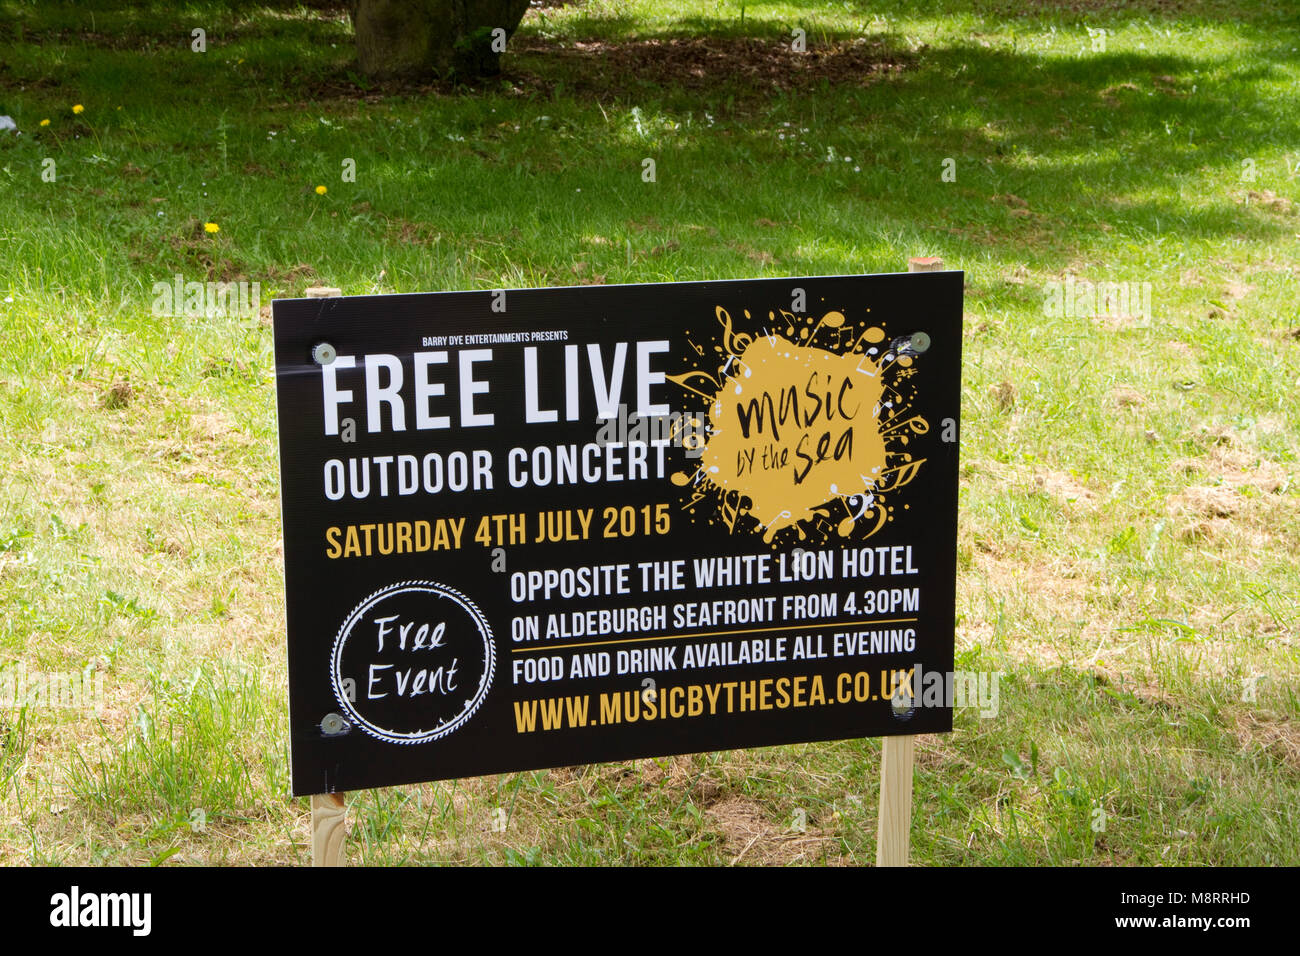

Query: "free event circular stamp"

xmin=330 ymin=581 xmax=495 ymax=744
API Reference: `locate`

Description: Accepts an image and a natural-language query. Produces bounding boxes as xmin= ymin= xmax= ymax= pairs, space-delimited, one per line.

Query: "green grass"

xmin=0 ymin=0 xmax=1297 ymax=865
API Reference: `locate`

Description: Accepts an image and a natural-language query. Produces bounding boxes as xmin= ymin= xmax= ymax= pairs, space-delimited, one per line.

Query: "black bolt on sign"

xmin=273 ymin=273 xmax=963 ymax=796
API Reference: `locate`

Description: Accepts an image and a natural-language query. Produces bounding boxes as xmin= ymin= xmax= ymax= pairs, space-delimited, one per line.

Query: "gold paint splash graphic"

xmin=669 ymin=304 xmax=928 ymax=545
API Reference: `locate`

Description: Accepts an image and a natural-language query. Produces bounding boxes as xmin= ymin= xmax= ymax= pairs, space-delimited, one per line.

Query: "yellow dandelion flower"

xmin=204 ymin=222 xmax=220 ymax=234
xmin=315 ymin=185 xmax=328 ymax=195
xmin=39 ymin=119 xmax=50 ymax=127
xmin=72 ymin=104 xmax=84 ymax=114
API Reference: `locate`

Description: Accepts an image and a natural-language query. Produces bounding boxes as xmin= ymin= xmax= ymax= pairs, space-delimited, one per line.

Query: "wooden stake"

xmin=303 ymin=284 xmax=349 ymax=868
xmin=906 ymin=256 xmax=944 ymax=274
xmin=875 ymin=255 xmax=943 ymax=867
xmin=311 ymin=793 xmax=347 ymax=867
xmin=876 ymin=734 xmax=914 ymax=867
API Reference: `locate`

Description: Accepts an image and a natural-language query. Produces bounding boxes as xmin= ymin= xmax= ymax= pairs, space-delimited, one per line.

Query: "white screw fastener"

xmin=320 ymin=713 xmax=349 ymax=736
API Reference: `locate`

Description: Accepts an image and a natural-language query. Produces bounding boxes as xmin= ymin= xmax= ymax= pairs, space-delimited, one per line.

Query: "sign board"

xmin=273 ymin=273 xmax=962 ymax=796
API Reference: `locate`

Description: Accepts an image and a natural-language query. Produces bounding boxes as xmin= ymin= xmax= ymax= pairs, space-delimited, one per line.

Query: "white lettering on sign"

xmin=320 ymin=341 xmax=670 ymax=435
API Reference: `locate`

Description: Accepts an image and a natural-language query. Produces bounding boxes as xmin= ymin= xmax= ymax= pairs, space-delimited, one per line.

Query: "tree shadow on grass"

xmin=487 ymin=33 xmax=1298 ymax=254
xmin=729 ymin=0 xmax=1296 ymax=26
xmin=254 ymin=23 xmax=1297 ymax=268
xmin=3 ymin=3 xmax=1294 ymax=282
xmin=505 ymin=33 xmax=912 ymax=104
xmin=875 ymin=42 xmax=1299 ymax=238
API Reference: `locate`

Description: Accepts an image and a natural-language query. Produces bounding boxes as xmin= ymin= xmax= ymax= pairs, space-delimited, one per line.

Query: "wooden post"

xmin=303 ymin=284 xmax=349 ymax=868
xmin=311 ymin=793 xmax=347 ymax=866
xmin=875 ymin=255 xmax=943 ymax=867
xmin=876 ymin=733 xmax=914 ymax=866
xmin=906 ymin=257 xmax=944 ymax=274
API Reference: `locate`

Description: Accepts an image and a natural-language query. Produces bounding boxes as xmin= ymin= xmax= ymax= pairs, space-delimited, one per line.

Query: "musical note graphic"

xmin=855 ymin=353 xmax=882 ymax=378
xmin=715 ymin=306 xmax=754 ymax=357
xmin=761 ymin=509 xmax=792 ymax=543
xmin=836 ymin=493 xmax=873 ymax=536
xmin=874 ymin=458 xmax=927 ymax=493
xmin=808 ymin=310 xmax=845 ymax=347
xmin=859 ymin=505 xmax=889 ymax=538
xmin=666 ymin=370 xmax=722 ymax=403
xmin=880 ymin=414 xmax=930 ymax=439
xmin=717 ymin=490 xmax=748 ymax=534
xmin=851 ymin=325 xmax=887 ymax=352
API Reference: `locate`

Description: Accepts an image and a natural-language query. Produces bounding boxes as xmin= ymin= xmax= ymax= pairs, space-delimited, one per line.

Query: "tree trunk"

xmin=350 ymin=0 xmax=531 ymax=80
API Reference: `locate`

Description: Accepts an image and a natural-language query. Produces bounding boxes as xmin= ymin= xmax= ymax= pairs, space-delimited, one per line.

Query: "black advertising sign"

xmin=273 ymin=273 xmax=963 ymax=796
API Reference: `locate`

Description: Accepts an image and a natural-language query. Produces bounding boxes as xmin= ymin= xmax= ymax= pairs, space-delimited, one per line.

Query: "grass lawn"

xmin=0 ymin=0 xmax=1297 ymax=865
